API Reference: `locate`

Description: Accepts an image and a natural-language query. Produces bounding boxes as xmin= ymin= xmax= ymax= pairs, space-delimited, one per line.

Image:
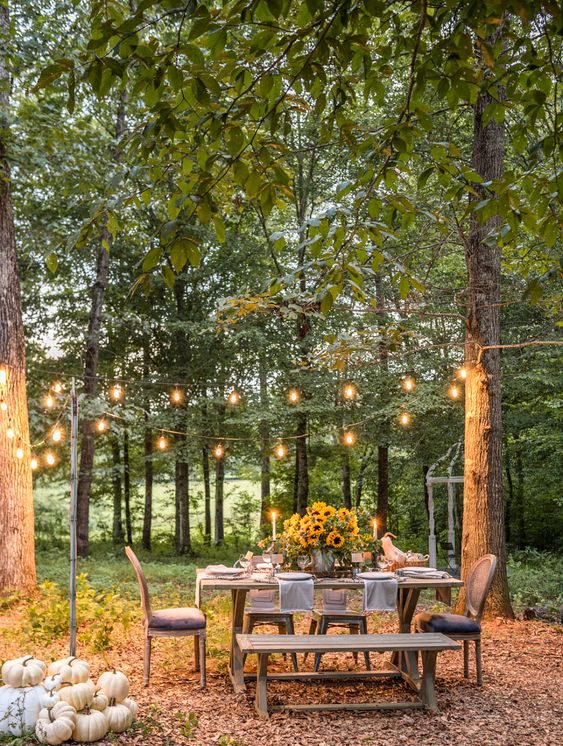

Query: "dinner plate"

xmin=206 ymin=566 xmax=244 ymax=577
xmin=399 ymin=566 xmax=438 ymax=574
xmin=275 ymin=572 xmax=312 ymax=581
xmin=357 ymin=571 xmax=396 ymax=580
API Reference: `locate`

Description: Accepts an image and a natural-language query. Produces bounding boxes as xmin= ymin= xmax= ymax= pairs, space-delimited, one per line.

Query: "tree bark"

xmin=76 ymin=93 xmax=127 ymax=557
xmin=141 ymin=339 xmax=153 ymax=550
xmin=123 ymin=428 xmax=132 ymax=545
xmin=376 ymin=445 xmax=389 ymax=533
xmin=175 ymin=438 xmax=191 ymax=554
xmin=295 ymin=411 xmax=309 ymax=515
xmin=341 ymin=449 xmax=352 ymax=509
xmin=0 ymin=2 xmax=36 ymax=591
xmin=111 ymin=437 xmax=124 ymax=545
xmin=354 ymin=447 xmax=371 ymax=508
xmin=461 ymin=49 xmax=513 ymax=617
xmin=259 ymin=353 xmax=271 ymax=524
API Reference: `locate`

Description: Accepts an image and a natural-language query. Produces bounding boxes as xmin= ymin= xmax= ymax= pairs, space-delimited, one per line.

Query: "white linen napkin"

xmin=398 ymin=568 xmax=450 ymax=578
xmin=276 ymin=576 xmax=314 ymax=612
xmin=362 ymin=577 xmax=398 ymax=612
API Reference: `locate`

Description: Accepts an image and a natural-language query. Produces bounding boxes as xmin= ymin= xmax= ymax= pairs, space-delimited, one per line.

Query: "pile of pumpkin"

xmin=0 ymin=655 xmax=137 ymax=744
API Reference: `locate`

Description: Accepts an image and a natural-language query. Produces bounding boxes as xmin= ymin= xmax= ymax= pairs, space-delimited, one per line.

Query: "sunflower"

xmin=310 ymin=522 xmax=323 ymax=534
xmin=323 ymin=506 xmax=336 ymax=518
xmin=326 ymin=531 xmax=344 ymax=548
xmin=338 ymin=507 xmax=349 ymax=521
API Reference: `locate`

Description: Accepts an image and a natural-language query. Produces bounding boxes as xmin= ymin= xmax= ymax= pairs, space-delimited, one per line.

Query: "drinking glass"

xmin=262 ymin=552 xmax=272 ymax=577
xmin=297 ymin=555 xmax=309 ymax=572
xmin=238 ymin=555 xmax=250 ymax=576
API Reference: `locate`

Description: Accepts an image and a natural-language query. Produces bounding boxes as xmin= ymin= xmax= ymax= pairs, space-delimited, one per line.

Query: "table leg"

xmin=229 ymin=588 xmax=248 ymax=693
xmin=420 ymin=650 xmax=438 ymax=711
xmin=391 ymin=587 xmax=421 ymax=677
xmin=255 ymin=653 xmax=270 ymax=719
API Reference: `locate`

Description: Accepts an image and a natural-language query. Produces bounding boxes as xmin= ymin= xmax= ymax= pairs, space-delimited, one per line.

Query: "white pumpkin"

xmin=90 ymin=690 xmax=108 ymax=711
xmin=47 ymin=657 xmax=89 ymax=684
xmin=58 ymin=681 xmax=94 ymax=711
xmin=35 ymin=701 xmax=76 ymax=745
xmin=0 ymin=684 xmax=43 ymax=736
xmin=122 ymin=697 xmax=138 ymax=719
xmin=2 ymin=656 xmax=46 ymax=688
xmin=38 ymin=688 xmax=61 ymax=708
xmin=104 ymin=702 xmax=133 ymax=733
xmin=96 ymin=670 xmax=129 ymax=703
xmin=73 ymin=707 xmax=108 ymax=742
xmin=43 ymin=674 xmax=63 ymax=692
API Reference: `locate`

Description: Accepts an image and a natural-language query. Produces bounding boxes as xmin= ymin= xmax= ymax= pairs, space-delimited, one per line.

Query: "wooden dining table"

xmin=196 ymin=571 xmax=463 ymax=693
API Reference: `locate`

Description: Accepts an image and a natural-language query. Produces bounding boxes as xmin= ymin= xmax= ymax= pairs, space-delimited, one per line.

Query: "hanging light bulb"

xmin=273 ymin=442 xmax=287 ymax=460
xmin=0 ymin=399 xmax=6 ymax=412
xmin=16 ymin=445 xmax=24 ymax=459
xmin=53 ymin=382 xmax=63 ymax=393
xmin=342 ymin=430 xmax=357 ymax=447
xmin=51 ymin=427 xmax=63 ymax=443
xmin=449 ymin=383 xmax=461 ymax=400
xmin=111 ymin=383 xmax=123 ymax=401
xmin=45 ymin=451 xmax=56 ymax=466
xmin=399 ymin=412 xmax=411 ymax=427
xmin=288 ymin=387 xmax=301 ymax=404
xmin=96 ymin=419 xmax=108 ymax=433
xmin=227 ymin=389 xmax=240 ymax=406
xmin=30 ymin=456 xmax=38 ymax=471
xmin=158 ymin=434 xmax=167 ymax=450
xmin=342 ymin=382 xmax=358 ymax=401
xmin=170 ymin=388 xmax=184 ymax=405
xmin=45 ymin=394 xmax=55 ymax=409
xmin=402 ymin=375 xmax=416 ymax=393
xmin=6 ymin=425 xmax=14 ymax=439
xmin=0 ymin=368 xmax=6 ymax=386
xmin=213 ymin=443 xmax=225 ymax=459
xmin=457 ymin=366 xmax=468 ymax=380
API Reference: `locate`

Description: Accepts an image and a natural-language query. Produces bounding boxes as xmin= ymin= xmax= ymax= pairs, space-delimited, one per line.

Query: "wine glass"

xmin=297 ymin=555 xmax=309 ymax=572
xmin=238 ymin=554 xmax=250 ymax=576
xmin=262 ymin=552 xmax=272 ymax=577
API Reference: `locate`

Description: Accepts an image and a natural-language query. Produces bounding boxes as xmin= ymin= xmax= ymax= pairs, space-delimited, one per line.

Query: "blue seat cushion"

xmin=415 ymin=612 xmax=480 ymax=635
xmin=149 ymin=607 xmax=206 ymax=631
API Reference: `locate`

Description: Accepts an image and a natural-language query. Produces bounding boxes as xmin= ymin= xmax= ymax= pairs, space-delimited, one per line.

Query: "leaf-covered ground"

xmin=1 ymin=602 xmax=561 ymax=746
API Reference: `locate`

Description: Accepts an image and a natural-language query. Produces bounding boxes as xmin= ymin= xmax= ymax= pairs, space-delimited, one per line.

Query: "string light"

xmin=53 ymin=382 xmax=63 ymax=394
xmin=457 ymin=366 xmax=468 ymax=380
xmin=273 ymin=442 xmax=287 ymax=460
xmin=0 ymin=399 xmax=6 ymax=412
xmin=6 ymin=425 xmax=14 ymax=439
xmin=30 ymin=457 xmax=38 ymax=471
xmin=170 ymin=388 xmax=184 ymax=405
xmin=342 ymin=382 xmax=358 ymax=401
xmin=288 ymin=387 xmax=301 ymax=404
xmin=402 ymin=375 xmax=415 ymax=393
xmin=0 ymin=369 xmax=6 ymax=386
xmin=96 ymin=419 xmax=108 ymax=433
xmin=16 ymin=445 xmax=24 ymax=459
xmin=449 ymin=383 xmax=461 ymax=400
xmin=342 ymin=430 xmax=357 ymax=446
xmin=399 ymin=412 xmax=411 ymax=427
xmin=110 ymin=383 xmax=123 ymax=401
xmin=227 ymin=390 xmax=240 ymax=406
xmin=45 ymin=394 xmax=55 ymax=409
xmin=158 ymin=434 xmax=168 ymax=450
xmin=51 ymin=427 xmax=63 ymax=443
xmin=213 ymin=443 xmax=225 ymax=459
xmin=45 ymin=451 xmax=56 ymax=466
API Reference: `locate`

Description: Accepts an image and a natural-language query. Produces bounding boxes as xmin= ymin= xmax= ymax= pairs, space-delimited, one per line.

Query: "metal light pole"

xmin=69 ymin=378 xmax=78 ymax=656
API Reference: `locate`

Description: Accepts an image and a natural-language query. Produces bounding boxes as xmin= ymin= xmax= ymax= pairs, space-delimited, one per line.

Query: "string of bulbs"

xmin=0 ymin=364 xmax=469 ymax=472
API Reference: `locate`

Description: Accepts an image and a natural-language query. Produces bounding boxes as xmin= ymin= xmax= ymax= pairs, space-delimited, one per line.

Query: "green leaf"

xmin=45 ymin=252 xmax=58 ymax=274
xmin=142 ymin=247 xmax=162 ymax=272
xmin=214 ymin=216 xmax=226 ymax=243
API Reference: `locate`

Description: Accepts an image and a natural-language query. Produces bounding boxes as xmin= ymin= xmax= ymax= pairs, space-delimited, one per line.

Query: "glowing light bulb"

xmin=170 ymin=388 xmax=183 ymax=404
xmin=45 ymin=394 xmax=55 ymax=409
xmin=158 ymin=435 xmax=167 ymax=450
xmin=0 ymin=400 xmax=6 ymax=412
xmin=342 ymin=383 xmax=357 ymax=401
xmin=111 ymin=384 xmax=123 ymax=401
xmin=449 ymin=383 xmax=460 ymax=400
xmin=399 ymin=412 xmax=411 ymax=427
xmin=6 ymin=425 xmax=14 ymax=439
xmin=288 ymin=388 xmax=301 ymax=404
xmin=51 ymin=427 xmax=63 ymax=443
xmin=457 ymin=366 xmax=468 ymax=380
xmin=30 ymin=457 xmax=38 ymax=471
xmin=46 ymin=452 xmax=56 ymax=466
xmin=16 ymin=446 xmax=24 ymax=459
xmin=402 ymin=375 xmax=415 ymax=393
xmin=342 ymin=430 xmax=357 ymax=446
xmin=227 ymin=390 xmax=240 ymax=406
xmin=274 ymin=442 xmax=287 ymax=460
xmin=0 ymin=369 xmax=6 ymax=386
xmin=53 ymin=382 xmax=62 ymax=393
xmin=96 ymin=419 xmax=107 ymax=433
xmin=213 ymin=443 xmax=225 ymax=459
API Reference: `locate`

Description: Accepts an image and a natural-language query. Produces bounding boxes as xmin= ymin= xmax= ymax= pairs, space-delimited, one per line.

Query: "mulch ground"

xmin=1 ymin=611 xmax=562 ymax=746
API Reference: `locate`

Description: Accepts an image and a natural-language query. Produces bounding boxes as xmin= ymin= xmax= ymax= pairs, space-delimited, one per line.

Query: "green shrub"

xmin=508 ymin=550 xmax=563 ymax=617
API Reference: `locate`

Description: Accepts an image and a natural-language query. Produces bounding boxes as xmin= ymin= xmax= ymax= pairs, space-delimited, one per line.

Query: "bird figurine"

xmin=381 ymin=532 xmax=407 ymax=566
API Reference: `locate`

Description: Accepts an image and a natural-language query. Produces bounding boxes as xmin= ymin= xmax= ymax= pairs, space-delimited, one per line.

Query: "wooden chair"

xmin=307 ymin=590 xmax=371 ymax=671
xmin=125 ymin=546 xmax=207 ymax=688
xmin=242 ymin=589 xmax=299 ymax=672
xmin=414 ymin=553 xmax=497 ymax=685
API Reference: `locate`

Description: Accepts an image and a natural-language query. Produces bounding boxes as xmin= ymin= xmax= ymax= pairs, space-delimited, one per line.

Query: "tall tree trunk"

xmin=295 ymin=411 xmax=309 ymax=515
xmin=422 ymin=465 xmax=430 ymax=520
xmin=111 ymin=437 xmax=124 ymax=545
xmin=376 ymin=445 xmax=389 ymax=533
xmin=214 ymin=447 xmax=225 ymax=545
xmin=354 ymin=447 xmax=371 ymax=508
xmin=341 ymin=449 xmax=352 ymax=509
xmin=123 ymin=428 xmax=132 ymax=545
xmin=0 ymin=3 xmax=36 ymax=591
xmin=175 ymin=437 xmax=191 ymax=554
xmin=375 ymin=272 xmax=390 ymax=533
xmin=76 ymin=94 xmax=127 ymax=557
xmin=141 ymin=339 xmax=152 ymax=550
xmin=461 ymin=47 xmax=513 ymax=617
xmin=200 ymin=395 xmax=212 ymax=542
xmin=259 ymin=353 xmax=270 ymax=525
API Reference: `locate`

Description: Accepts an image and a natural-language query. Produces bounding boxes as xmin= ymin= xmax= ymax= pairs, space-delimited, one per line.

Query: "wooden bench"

xmin=237 ymin=632 xmax=460 ymax=718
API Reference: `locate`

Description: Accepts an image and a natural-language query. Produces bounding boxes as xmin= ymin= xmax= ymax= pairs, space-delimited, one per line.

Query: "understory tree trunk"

xmin=377 ymin=445 xmax=389 ymax=533
xmin=341 ymin=449 xmax=352 ymax=509
xmin=259 ymin=353 xmax=271 ymax=525
xmin=111 ymin=437 xmax=124 ymax=545
xmin=142 ymin=341 xmax=152 ymax=550
xmin=294 ymin=411 xmax=308 ymax=515
xmin=175 ymin=436 xmax=191 ymax=554
xmin=354 ymin=447 xmax=371 ymax=508
xmin=461 ymin=51 xmax=513 ymax=617
xmin=214 ymin=399 xmax=226 ymax=545
xmin=0 ymin=2 xmax=36 ymax=591
xmin=123 ymin=428 xmax=132 ymax=545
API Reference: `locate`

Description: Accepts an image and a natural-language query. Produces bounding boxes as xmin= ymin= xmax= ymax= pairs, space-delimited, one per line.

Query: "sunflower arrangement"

xmin=279 ymin=501 xmax=371 ymax=563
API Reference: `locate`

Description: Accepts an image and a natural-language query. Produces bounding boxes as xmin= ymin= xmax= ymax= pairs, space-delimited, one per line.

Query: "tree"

xmin=0 ymin=1 xmax=36 ymax=592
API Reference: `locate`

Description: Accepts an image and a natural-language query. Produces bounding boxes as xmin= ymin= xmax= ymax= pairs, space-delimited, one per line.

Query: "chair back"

xmin=248 ymin=589 xmax=277 ymax=611
xmin=125 ymin=546 xmax=151 ymax=621
xmin=465 ymin=554 xmax=497 ymax=620
xmin=322 ymin=589 xmax=348 ymax=612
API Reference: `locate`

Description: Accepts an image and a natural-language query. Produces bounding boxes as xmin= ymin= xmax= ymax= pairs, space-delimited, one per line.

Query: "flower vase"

xmin=311 ymin=549 xmax=335 ymax=575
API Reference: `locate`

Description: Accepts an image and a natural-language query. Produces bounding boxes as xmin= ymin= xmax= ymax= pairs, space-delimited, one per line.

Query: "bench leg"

xmin=304 ymin=617 xmax=318 ymax=663
xmin=255 ymin=653 xmax=270 ymax=719
xmin=314 ymin=617 xmax=328 ymax=672
xmin=420 ymin=651 xmax=438 ymax=711
xmin=359 ymin=618 xmax=371 ymax=671
xmin=230 ymin=590 xmax=248 ymax=693
xmin=285 ymin=617 xmax=299 ymax=672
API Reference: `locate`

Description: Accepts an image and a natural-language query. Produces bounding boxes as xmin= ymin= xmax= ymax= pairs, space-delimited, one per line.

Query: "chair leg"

xmin=144 ymin=636 xmax=151 ymax=687
xmin=350 ymin=624 xmax=359 ymax=664
xmin=194 ymin=633 xmax=200 ymax=672
xmin=475 ymin=638 xmax=482 ymax=686
xmin=463 ymin=640 xmax=469 ymax=678
xmin=359 ymin=618 xmax=371 ymax=671
xmin=199 ymin=633 xmax=206 ymax=689
xmin=304 ymin=617 xmax=318 ymax=663
xmin=286 ymin=617 xmax=299 ymax=672
xmin=314 ymin=618 xmax=328 ymax=672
